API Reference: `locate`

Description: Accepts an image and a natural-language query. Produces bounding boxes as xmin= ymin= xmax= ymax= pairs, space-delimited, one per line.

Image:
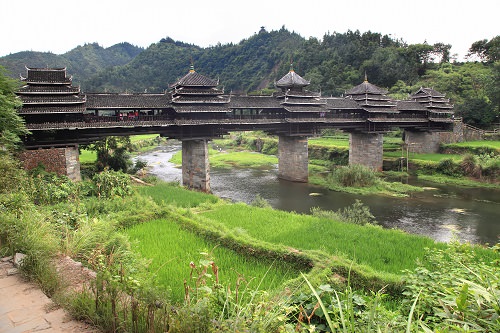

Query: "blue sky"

xmin=1 ymin=0 xmax=498 ymax=60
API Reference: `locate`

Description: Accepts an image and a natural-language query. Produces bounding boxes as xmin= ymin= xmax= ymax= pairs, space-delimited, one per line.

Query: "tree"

xmin=0 ymin=66 xmax=28 ymax=153
xmin=467 ymin=36 xmax=500 ymax=62
xmin=433 ymin=42 xmax=452 ymax=63
xmin=458 ymin=96 xmax=497 ymax=128
xmin=84 ymin=136 xmax=132 ymax=172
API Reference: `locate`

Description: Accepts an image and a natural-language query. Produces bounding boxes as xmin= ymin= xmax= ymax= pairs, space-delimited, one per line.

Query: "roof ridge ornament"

xmin=364 ymin=71 xmax=368 ymax=83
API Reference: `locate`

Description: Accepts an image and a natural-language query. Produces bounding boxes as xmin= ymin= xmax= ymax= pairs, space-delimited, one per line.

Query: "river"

xmin=136 ymin=142 xmax=500 ymax=245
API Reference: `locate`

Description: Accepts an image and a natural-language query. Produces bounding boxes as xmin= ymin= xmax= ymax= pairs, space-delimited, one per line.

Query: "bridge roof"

xmin=171 ymin=69 xmax=218 ymax=88
xmin=171 ymin=95 xmax=230 ymax=104
xmin=345 ymin=80 xmax=388 ymax=95
xmin=411 ymin=87 xmax=446 ymax=98
xmin=325 ymin=97 xmax=362 ymax=110
xmin=16 ymin=85 xmax=80 ymax=95
xmin=396 ymin=100 xmax=428 ymax=111
xmin=19 ymin=94 xmax=86 ymax=105
xmin=229 ymin=96 xmax=282 ymax=109
xmin=276 ymin=69 xmax=310 ymax=89
xmin=21 ymin=67 xmax=72 ymax=84
xmin=86 ymin=93 xmax=170 ymax=109
xmin=19 ymin=104 xmax=86 ymax=114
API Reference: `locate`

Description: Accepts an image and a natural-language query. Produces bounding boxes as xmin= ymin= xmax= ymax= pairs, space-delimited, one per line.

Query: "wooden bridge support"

xmin=278 ymin=135 xmax=309 ymax=182
xmin=349 ymin=133 xmax=383 ymax=171
xmin=19 ymin=146 xmax=81 ymax=181
xmin=181 ymin=139 xmax=210 ymax=192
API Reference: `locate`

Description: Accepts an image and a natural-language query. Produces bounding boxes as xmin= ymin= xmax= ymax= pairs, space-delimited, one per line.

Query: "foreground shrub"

xmin=311 ymin=199 xmax=376 ymax=226
xmin=92 ymin=169 xmax=131 ymax=198
xmin=330 ymin=164 xmax=377 ymax=187
xmin=403 ymin=242 xmax=500 ymax=332
xmin=436 ymin=158 xmax=461 ymax=176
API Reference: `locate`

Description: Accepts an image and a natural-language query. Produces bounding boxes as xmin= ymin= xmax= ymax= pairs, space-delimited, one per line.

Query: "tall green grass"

xmin=126 ymin=218 xmax=297 ymax=303
xmin=444 ymin=140 xmax=500 ymax=150
xmin=79 ymin=149 xmax=97 ymax=163
xmin=135 ymin=182 xmax=219 ymax=207
xmin=309 ymin=137 xmax=349 ymax=147
xmin=200 ymin=203 xmax=447 ymax=275
xmin=129 ymin=134 xmax=159 ymax=143
xmin=169 ymin=149 xmax=278 ymax=169
xmin=384 ymin=151 xmax=462 ymax=162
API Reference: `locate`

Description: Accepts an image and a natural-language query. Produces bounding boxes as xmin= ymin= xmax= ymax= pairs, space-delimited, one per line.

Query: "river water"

xmin=136 ymin=142 xmax=500 ymax=245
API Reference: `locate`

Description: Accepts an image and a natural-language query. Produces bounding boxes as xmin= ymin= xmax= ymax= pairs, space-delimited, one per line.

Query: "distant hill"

xmin=81 ymin=27 xmax=429 ymax=95
xmin=82 ymin=28 xmax=305 ymax=93
xmin=0 ymin=42 xmax=143 ymax=83
xmin=2 ymin=30 xmax=497 ymax=128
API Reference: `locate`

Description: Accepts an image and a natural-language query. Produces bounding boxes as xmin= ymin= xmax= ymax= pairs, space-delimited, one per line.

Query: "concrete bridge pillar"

xmin=181 ymin=139 xmax=210 ymax=192
xmin=349 ymin=133 xmax=383 ymax=171
xmin=19 ymin=146 xmax=81 ymax=181
xmin=278 ymin=135 xmax=308 ymax=182
xmin=404 ymin=130 xmax=441 ymax=153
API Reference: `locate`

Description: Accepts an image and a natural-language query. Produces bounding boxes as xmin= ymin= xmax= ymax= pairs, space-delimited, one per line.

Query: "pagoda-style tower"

xmin=344 ymin=75 xmax=398 ymax=117
xmin=410 ymin=87 xmax=454 ymax=120
xmin=343 ymin=76 xmax=396 ymax=171
xmin=16 ymin=67 xmax=84 ymax=180
xmin=404 ymin=87 xmax=455 ymax=153
xmin=16 ymin=67 xmax=86 ymax=124
xmin=170 ymin=66 xmax=230 ymax=192
xmin=275 ymin=64 xmax=326 ymax=118
xmin=170 ymin=65 xmax=230 ymax=119
xmin=274 ymin=65 xmax=325 ymax=182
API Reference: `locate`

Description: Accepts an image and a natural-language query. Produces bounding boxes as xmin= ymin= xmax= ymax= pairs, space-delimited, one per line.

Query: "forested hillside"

xmin=0 ymin=42 xmax=143 ymax=83
xmin=1 ymin=28 xmax=498 ymax=128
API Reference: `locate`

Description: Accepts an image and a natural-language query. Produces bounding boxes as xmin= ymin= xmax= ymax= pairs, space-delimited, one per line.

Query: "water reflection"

xmin=136 ymin=143 xmax=500 ymax=245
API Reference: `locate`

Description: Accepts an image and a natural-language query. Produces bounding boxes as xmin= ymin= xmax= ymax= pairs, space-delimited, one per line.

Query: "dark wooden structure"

xmin=16 ymin=66 xmax=454 ymax=147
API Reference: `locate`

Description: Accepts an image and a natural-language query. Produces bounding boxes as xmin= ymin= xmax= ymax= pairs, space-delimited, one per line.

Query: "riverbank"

xmin=2 ymin=150 xmax=499 ymax=331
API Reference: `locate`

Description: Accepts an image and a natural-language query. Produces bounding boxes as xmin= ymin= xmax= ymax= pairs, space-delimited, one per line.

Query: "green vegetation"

xmin=1 ymin=62 xmax=499 ymax=331
xmin=79 ymin=149 xmax=97 ymax=163
xmin=3 ymin=31 xmax=498 ymax=128
xmin=0 ymin=155 xmax=498 ymax=331
xmin=136 ymin=181 xmax=219 ymax=207
xmin=199 ymin=202 xmax=444 ymax=276
xmin=384 ymin=151 xmax=463 ymax=162
xmin=0 ymin=66 xmax=27 ymax=151
xmin=0 ymin=42 xmax=143 ymax=83
xmin=127 ymin=218 xmax=296 ymax=302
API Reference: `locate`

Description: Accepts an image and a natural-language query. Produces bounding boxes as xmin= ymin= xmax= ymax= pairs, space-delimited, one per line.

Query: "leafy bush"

xmin=311 ymin=199 xmax=376 ymax=226
xmin=128 ymin=158 xmax=147 ymax=175
xmin=92 ymin=170 xmax=131 ymax=198
xmin=28 ymin=169 xmax=84 ymax=205
xmin=436 ymin=158 xmax=460 ymax=176
xmin=250 ymin=194 xmax=271 ymax=208
xmin=330 ymin=164 xmax=378 ymax=187
xmin=402 ymin=242 xmax=500 ymax=332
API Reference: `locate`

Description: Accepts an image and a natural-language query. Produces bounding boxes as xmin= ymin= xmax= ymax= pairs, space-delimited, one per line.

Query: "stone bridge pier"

xmin=404 ymin=130 xmax=441 ymax=153
xmin=19 ymin=146 xmax=81 ymax=181
xmin=349 ymin=133 xmax=383 ymax=171
xmin=181 ymin=139 xmax=210 ymax=192
xmin=278 ymin=135 xmax=309 ymax=182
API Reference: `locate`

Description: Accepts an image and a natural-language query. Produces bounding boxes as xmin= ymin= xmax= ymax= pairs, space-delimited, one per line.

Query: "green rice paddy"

xmin=135 ymin=182 xmax=219 ymax=208
xmin=126 ymin=218 xmax=297 ymax=302
xmin=199 ymin=203 xmax=445 ymax=275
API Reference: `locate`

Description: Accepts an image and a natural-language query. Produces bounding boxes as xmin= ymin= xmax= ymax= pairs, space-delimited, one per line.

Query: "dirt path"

xmin=0 ymin=257 xmax=99 ymax=333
